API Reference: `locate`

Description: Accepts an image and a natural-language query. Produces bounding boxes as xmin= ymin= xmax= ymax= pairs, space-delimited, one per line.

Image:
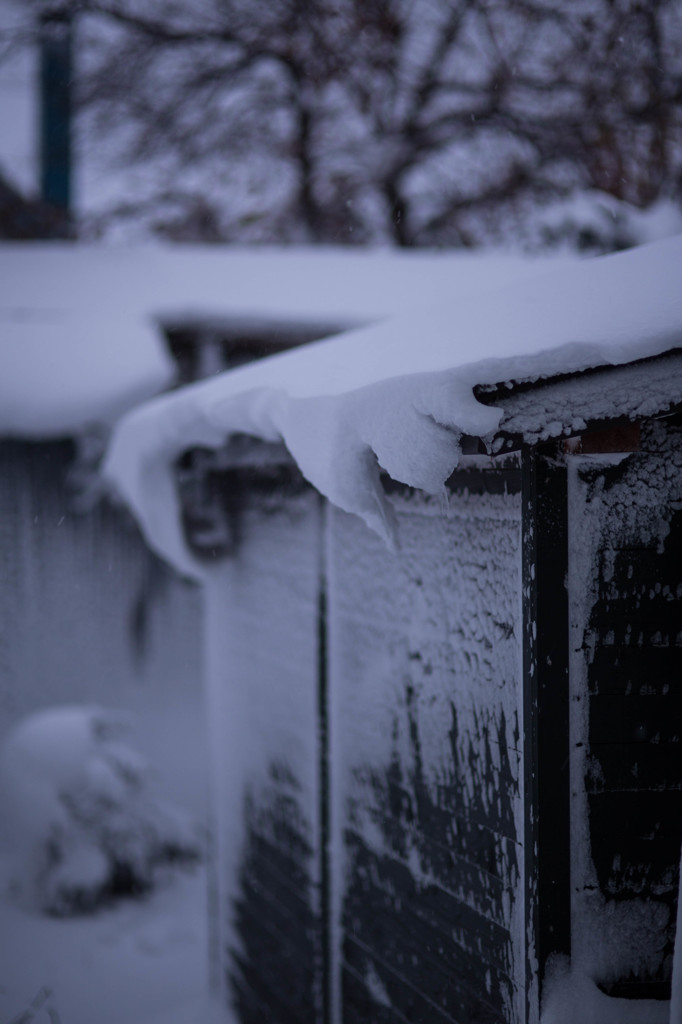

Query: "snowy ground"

xmin=0 ymin=860 xmax=214 ymax=1024
xmin=0 ymin=701 xmax=220 ymax=1024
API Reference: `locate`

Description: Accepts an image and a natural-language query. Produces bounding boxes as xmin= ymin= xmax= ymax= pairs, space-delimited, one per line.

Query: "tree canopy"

xmin=11 ymin=0 xmax=682 ymax=246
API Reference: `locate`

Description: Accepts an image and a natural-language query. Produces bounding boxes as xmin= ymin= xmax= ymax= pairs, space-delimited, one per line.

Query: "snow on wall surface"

xmin=327 ymin=480 xmax=524 ymax=1023
xmin=103 ymin=235 xmax=682 ymax=578
xmin=202 ymin=477 xmax=323 ymax=1022
xmin=566 ymin=418 xmax=682 ymax=996
xmin=0 ymin=441 xmax=204 ymax=812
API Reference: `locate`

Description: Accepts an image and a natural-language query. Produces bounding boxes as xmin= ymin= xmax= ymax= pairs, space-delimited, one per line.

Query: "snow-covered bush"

xmin=515 ymin=193 xmax=682 ymax=255
xmin=0 ymin=706 xmax=201 ymax=915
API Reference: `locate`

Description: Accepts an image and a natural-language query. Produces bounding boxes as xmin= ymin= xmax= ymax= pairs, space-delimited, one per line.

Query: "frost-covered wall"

xmin=202 ymin=473 xmax=324 ymax=1022
xmin=0 ymin=440 xmax=204 ymax=810
xmin=567 ymin=418 xmax=682 ymax=997
xmin=208 ymin=465 xmax=525 ymax=1024
xmin=328 ymin=481 xmax=524 ymax=1023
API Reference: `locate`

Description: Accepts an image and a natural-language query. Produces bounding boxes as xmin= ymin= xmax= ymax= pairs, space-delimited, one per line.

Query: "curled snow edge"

xmin=103 ymin=235 xmax=682 ymax=579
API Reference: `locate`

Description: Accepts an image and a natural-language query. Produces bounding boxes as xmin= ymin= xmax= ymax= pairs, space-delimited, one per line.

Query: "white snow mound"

xmin=0 ymin=705 xmax=201 ymax=914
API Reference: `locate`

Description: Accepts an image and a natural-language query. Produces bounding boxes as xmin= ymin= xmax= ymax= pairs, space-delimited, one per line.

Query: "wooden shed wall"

xmin=203 ymin=479 xmax=324 ymax=1023
xmin=209 ymin=413 xmax=682 ymax=1024
xmin=328 ymin=482 xmax=525 ymax=1024
xmin=211 ymin=467 xmax=526 ymax=1024
xmin=567 ymin=418 xmax=682 ymax=998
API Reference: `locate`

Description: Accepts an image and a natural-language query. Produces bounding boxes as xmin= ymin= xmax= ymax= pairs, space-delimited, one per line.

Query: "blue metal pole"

xmin=39 ymin=7 xmax=72 ymax=231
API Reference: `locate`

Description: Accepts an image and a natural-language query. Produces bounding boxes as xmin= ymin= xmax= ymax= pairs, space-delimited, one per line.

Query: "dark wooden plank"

xmin=346 ymin=860 xmax=513 ymax=971
xmin=231 ymin=805 xmax=320 ymax=1024
xmin=237 ymin=871 xmax=316 ymax=946
xmin=345 ymin=824 xmax=508 ymax=922
xmin=247 ymin=829 xmax=313 ymax=895
xmin=588 ymin=599 xmax=682 ymax=637
xmin=341 ymin=964 xmax=416 ymax=1024
xmin=587 ymin=618 xmax=681 ymax=646
xmin=343 ymin=938 xmax=508 ymax=1024
xmin=573 ymin=450 xmax=682 ymax=999
xmin=381 ymin=465 xmax=522 ymax=499
xmin=354 ymin=771 xmax=519 ymax=857
xmin=342 ymin=828 xmax=516 ymax=1023
xmin=246 ymin=836 xmax=319 ymax=909
xmin=317 ymin=560 xmax=332 ymax=1024
xmin=522 ymin=448 xmax=571 ymax=1016
xmin=599 ymin=549 xmax=682 ymax=595
xmin=231 ymin=947 xmax=317 ymax=1024
xmin=589 ymin=693 xmax=682 ymax=745
xmin=586 ymin=743 xmax=682 ymax=791
xmin=445 ymin=466 xmax=523 ymax=497
xmin=588 ymin=790 xmax=682 ymax=840
xmin=588 ymin=790 xmax=682 ymax=896
xmin=587 ymin=645 xmax=681 ymax=695
xmin=344 ymin=912 xmax=509 ymax=1014
xmin=230 ymin=974 xmax=284 ymax=1024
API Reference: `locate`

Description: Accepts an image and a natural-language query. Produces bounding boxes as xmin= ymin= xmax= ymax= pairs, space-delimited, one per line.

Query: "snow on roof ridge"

xmin=0 ymin=311 xmax=175 ymax=440
xmin=103 ymin=235 xmax=682 ymax=577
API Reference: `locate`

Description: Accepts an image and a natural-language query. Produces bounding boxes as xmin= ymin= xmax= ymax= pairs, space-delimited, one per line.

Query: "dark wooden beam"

xmin=522 ymin=448 xmax=571 ymax=1022
xmin=317 ymin=498 xmax=332 ymax=1024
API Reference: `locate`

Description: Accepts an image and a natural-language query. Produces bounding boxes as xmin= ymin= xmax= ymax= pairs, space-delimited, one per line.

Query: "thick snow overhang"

xmin=0 ymin=242 xmax=551 ymax=440
xmin=103 ymin=236 xmax=682 ymax=578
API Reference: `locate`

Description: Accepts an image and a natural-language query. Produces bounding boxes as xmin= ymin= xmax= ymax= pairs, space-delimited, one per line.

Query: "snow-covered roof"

xmin=0 ymin=312 xmax=175 ymax=439
xmin=0 ymin=242 xmax=550 ymax=439
xmin=0 ymin=249 xmax=172 ymax=439
xmin=102 ymin=236 xmax=682 ymax=577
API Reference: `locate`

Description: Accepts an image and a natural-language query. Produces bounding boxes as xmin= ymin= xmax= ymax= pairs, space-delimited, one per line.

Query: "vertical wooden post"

xmin=522 ymin=448 xmax=571 ymax=1022
xmin=317 ymin=496 xmax=332 ymax=1024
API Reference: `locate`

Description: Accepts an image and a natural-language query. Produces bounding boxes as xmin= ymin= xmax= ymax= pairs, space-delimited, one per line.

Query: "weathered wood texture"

xmin=206 ymin=474 xmax=324 ymax=1023
xmin=0 ymin=441 xmax=203 ymax=803
xmin=327 ymin=479 xmax=525 ymax=1024
xmin=567 ymin=418 xmax=682 ymax=999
